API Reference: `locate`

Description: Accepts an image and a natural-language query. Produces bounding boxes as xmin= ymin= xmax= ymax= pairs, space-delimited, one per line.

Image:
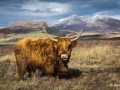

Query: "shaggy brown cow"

xmin=13 ymin=29 xmax=83 ymax=80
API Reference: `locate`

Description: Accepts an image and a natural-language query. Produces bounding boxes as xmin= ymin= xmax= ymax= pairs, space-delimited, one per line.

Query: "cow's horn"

xmin=43 ymin=27 xmax=58 ymax=42
xmin=71 ymin=29 xmax=83 ymax=41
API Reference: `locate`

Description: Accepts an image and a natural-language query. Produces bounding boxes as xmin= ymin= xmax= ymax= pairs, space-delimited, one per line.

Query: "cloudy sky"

xmin=0 ymin=0 xmax=120 ymax=27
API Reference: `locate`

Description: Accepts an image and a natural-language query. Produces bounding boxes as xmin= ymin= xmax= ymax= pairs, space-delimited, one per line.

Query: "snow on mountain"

xmin=54 ymin=15 xmax=86 ymax=26
xmin=87 ymin=15 xmax=109 ymax=24
xmin=87 ymin=15 xmax=120 ymax=32
xmin=88 ymin=15 xmax=109 ymax=21
xmin=54 ymin=15 xmax=87 ymax=31
xmin=53 ymin=15 xmax=120 ymax=32
xmin=86 ymin=15 xmax=109 ymax=31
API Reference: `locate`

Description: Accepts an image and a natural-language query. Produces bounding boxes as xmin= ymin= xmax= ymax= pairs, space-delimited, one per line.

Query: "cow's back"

xmin=13 ymin=38 xmax=56 ymax=67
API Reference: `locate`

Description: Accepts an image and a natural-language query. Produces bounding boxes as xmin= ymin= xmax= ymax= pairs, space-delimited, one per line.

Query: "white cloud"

xmin=109 ymin=15 xmax=120 ymax=20
xmin=21 ymin=0 xmax=71 ymax=17
xmin=93 ymin=11 xmax=120 ymax=20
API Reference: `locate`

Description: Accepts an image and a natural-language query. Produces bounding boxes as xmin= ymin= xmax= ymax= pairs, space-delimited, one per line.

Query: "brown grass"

xmin=0 ymin=40 xmax=120 ymax=90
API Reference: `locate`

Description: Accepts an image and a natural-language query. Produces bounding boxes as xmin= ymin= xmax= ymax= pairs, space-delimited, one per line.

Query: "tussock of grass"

xmin=70 ymin=44 xmax=120 ymax=71
xmin=0 ymin=53 xmax=15 ymax=63
xmin=71 ymin=45 xmax=112 ymax=61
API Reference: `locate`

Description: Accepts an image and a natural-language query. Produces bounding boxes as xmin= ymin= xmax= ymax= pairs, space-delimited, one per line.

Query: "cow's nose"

xmin=61 ymin=54 xmax=68 ymax=59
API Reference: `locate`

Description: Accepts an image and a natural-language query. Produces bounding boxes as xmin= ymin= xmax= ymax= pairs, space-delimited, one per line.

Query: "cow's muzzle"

xmin=61 ymin=54 xmax=68 ymax=60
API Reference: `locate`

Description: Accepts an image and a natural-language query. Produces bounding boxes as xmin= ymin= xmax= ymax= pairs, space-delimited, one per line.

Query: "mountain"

xmin=54 ymin=15 xmax=85 ymax=25
xmin=53 ymin=15 xmax=120 ymax=32
xmin=54 ymin=15 xmax=87 ymax=32
xmin=87 ymin=15 xmax=120 ymax=32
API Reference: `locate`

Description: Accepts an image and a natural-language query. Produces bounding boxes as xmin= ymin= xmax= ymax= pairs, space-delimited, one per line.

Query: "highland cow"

xmin=13 ymin=29 xmax=83 ymax=80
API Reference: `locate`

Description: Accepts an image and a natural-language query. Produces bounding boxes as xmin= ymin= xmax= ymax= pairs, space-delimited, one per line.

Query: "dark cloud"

xmin=69 ymin=0 xmax=120 ymax=14
xmin=91 ymin=0 xmax=120 ymax=10
xmin=0 ymin=0 xmax=120 ymax=27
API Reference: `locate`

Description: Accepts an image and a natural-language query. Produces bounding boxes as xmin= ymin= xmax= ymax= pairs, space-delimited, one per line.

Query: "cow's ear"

xmin=71 ymin=40 xmax=77 ymax=48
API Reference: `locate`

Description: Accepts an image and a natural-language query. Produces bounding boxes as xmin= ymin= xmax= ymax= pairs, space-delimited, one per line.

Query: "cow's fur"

xmin=13 ymin=38 xmax=77 ymax=80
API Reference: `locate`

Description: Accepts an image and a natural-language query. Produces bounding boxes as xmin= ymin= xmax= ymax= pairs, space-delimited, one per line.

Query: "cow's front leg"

xmin=44 ymin=63 xmax=55 ymax=76
xmin=16 ymin=60 xmax=27 ymax=80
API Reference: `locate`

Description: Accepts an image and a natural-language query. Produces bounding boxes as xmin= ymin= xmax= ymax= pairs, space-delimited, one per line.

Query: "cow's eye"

xmin=57 ymin=46 xmax=61 ymax=51
xmin=68 ymin=45 xmax=72 ymax=48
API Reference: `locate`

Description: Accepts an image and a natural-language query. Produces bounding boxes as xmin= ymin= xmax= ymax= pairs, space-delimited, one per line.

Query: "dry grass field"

xmin=0 ymin=40 xmax=120 ymax=90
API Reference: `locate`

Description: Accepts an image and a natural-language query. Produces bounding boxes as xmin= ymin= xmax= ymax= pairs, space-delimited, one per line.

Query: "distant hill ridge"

xmin=0 ymin=21 xmax=48 ymax=34
xmin=0 ymin=21 xmax=60 ymax=45
xmin=53 ymin=15 xmax=120 ymax=32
